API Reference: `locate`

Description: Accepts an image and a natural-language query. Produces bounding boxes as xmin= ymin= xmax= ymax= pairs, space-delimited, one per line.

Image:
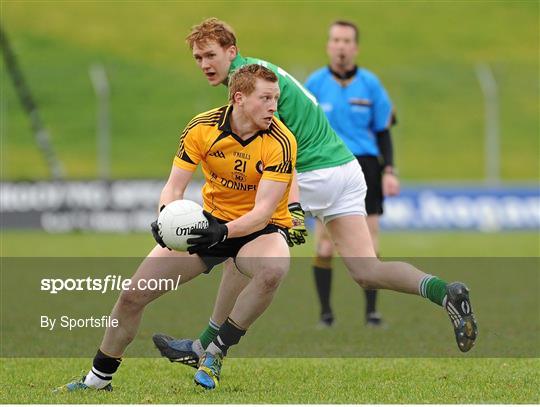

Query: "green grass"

xmin=1 ymin=231 xmax=539 ymax=403
xmin=2 ymin=230 xmax=539 ymax=257
xmin=1 ymin=358 xmax=538 ymax=403
xmin=1 ymin=2 xmax=538 ymax=180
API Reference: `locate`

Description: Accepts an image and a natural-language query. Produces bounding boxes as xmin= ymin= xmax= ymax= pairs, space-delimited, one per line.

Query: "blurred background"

xmin=1 ymin=1 xmax=538 ymax=246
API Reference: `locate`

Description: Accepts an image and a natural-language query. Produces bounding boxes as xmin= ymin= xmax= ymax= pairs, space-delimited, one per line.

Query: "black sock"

xmin=313 ymin=266 xmax=332 ymax=315
xmin=364 ymin=289 xmax=378 ymax=315
xmin=364 ymin=251 xmax=381 ymax=316
xmin=92 ymin=348 xmax=121 ymax=379
xmin=211 ymin=318 xmax=246 ymax=356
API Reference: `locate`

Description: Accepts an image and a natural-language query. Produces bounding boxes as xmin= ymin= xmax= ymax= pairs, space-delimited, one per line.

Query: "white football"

xmin=158 ymin=200 xmax=208 ymax=251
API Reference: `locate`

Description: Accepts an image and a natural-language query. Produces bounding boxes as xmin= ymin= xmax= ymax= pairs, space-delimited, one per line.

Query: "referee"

xmin=305 ymin=20 xmax=400 ymax=327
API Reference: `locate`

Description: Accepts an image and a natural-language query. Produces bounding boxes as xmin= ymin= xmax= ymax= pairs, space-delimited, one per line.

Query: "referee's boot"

xmin=365 ymin=312 xmax=388 ymax=328
xmin=444 ymin=282 xmax=478 ymax=352
xmin=317 ymin=311 xmax=335 ymax=328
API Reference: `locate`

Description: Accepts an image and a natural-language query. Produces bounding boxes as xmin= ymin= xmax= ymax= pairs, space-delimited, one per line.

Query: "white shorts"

xmin=297 ymin=159 xmax=367 ymax=223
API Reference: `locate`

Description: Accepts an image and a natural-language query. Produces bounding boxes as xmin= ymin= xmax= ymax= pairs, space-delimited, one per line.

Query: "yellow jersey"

xmin=174 ymin=105 xmax=297 ymax=229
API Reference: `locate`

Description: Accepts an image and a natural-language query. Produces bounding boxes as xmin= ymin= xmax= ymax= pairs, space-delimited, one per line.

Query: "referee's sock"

xmin=83 ymin=348 xmax=121 ymax=389
xmin=364 ymin=289 xmax=378 ymax=315
xmin=313 ymin=256 xmax=333 ymax=318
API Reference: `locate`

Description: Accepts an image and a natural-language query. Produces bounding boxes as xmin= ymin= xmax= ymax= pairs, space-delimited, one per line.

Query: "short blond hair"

xmin=228 ymin=64 xmax=278 ymax=102
xmin=186 ymin=17 xmax=236 ymax=49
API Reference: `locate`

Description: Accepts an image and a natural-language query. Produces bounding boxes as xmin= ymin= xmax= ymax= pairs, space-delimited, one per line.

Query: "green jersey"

xmin=229 ymin=54 xmax=354 ymax=173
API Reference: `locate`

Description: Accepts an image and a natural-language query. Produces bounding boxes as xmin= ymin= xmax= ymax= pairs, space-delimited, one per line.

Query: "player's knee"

xmin=316 ymin=239 xmax=334 ymax=258
xmin=350 ymin=272 xmax=368 ymax=288
xmin=349 ymin=260 xmax=380 ymax=289
xmin=257 ymin=265 xmax=287 ymax=293
xmin=354 ymin=276 xmax=376 ymax=289
xmin=117 ymin=289 xmax=147 ymax=312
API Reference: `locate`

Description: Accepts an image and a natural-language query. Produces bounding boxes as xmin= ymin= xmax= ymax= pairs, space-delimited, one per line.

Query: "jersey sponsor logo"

xmin=232 ymin=172 xmax=246 ymax=182
xmin=219 ymin=177 xmax=257 ymax=191
xmin=209 ymin=150 xmax=226 ymax=159
xmin=233 ymin=152 xmax=251 ymax=160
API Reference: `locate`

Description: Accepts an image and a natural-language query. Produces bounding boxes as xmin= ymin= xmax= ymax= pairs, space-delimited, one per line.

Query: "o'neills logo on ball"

xmin=175 ymin=220 xmax=208 ymax=236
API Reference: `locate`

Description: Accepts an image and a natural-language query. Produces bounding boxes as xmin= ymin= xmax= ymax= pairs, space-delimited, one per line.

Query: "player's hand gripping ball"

xmin=152 ymin=200 xmax=209 ymax=251
xmin=186 ymin=211 xmax=228 ymax=254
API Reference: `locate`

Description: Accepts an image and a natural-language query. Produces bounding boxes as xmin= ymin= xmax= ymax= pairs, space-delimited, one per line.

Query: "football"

xmin=157 ymin=200 xmax=208 ymax=251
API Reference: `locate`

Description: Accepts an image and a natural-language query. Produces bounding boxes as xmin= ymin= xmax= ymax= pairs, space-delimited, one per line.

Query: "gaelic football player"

xmin=154 ymin=18 xmax=478 ymax=370
xmin=57 ymin=64 xmax=296 ymax=391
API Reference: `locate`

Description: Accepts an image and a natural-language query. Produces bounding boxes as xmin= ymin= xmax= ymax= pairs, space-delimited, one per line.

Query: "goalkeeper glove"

xmin=287 ymin=202 xmax=308 ymax=247
xmin=187 ymin=211 xmax=228 ymax=255
xmin=151 ymin=205 xmax=170 ymax=250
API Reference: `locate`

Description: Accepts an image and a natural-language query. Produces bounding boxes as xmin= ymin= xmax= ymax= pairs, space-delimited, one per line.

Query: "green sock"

xmin=198 ymin=319 xmax=220 ymax=349
xmin=419 ymin=275 xmax=447 ymax=306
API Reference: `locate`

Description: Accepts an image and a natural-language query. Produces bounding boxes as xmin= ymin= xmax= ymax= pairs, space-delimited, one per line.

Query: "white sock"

xmin=206 ymin=341 xmax=223 ymax=356
xmin=83 ymin=367 xmax=112 ymax=389
xmin=191 ymin=339 xmax=204 ymax=357
xmin=418 ymin=274 xmax=434 ymax=297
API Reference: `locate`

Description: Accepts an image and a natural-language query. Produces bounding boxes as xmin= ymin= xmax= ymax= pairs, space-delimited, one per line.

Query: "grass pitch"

xmin=1 ymin=231 xmax=538 ymax=403
xmin=2 ymin=358 xmax=538 ymax=404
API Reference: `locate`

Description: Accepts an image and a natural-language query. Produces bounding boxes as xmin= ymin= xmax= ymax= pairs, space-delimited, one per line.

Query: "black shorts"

xmin=356 ymin=155 xmax=384 ymax=215
xmin=197 ymin=222 xmax=289 ymax=273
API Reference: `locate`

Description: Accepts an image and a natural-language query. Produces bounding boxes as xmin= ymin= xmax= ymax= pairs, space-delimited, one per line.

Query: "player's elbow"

xmin=161 ymin=181 xmax=184 ymax=201
xmin=253 ymin=206 xmax=274 ymax=228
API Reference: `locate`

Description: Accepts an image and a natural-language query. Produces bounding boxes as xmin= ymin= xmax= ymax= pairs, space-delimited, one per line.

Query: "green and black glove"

xmin=287 ymin=202 xmax=308 ymax=247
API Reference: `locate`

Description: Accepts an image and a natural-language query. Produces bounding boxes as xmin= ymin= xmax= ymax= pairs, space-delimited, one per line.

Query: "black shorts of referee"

xmin=356 ymin=155 xmax=384 ymax=216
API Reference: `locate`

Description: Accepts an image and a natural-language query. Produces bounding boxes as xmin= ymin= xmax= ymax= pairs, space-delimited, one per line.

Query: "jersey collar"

xmin=218 ymin=104 xmax=270 ymax=147
xmin=229 ymin=53 xmax=248 ymax=75
xmin=328 ymin=65 xmax=358 ymax=80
